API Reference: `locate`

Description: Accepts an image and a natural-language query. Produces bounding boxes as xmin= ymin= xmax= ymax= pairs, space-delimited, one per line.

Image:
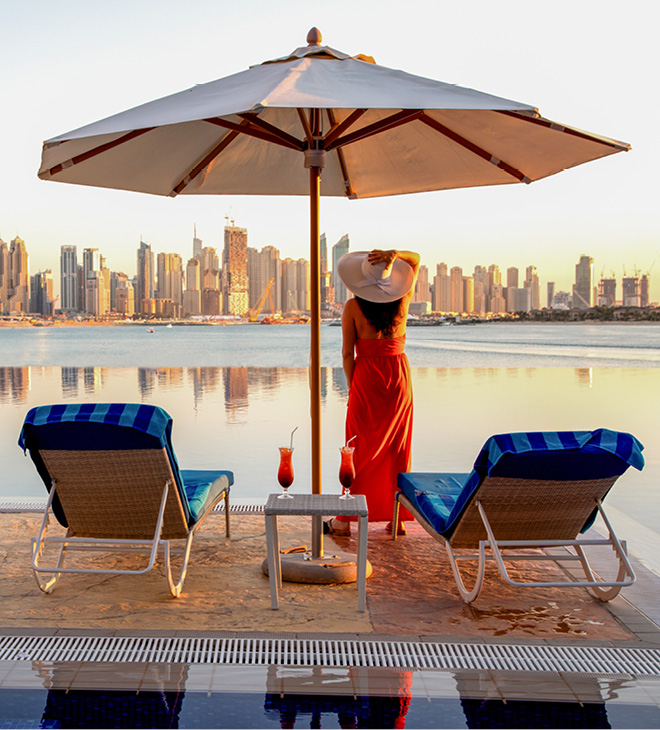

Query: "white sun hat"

xmin=336 ymin=251 xmax=415 ymax=303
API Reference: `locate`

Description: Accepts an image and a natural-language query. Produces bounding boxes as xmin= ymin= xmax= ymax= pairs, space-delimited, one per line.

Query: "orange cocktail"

xmin=338 ymin=445 xmax=355 ymax=500
xmin=277 ymin=446 xmax=294 ymax=499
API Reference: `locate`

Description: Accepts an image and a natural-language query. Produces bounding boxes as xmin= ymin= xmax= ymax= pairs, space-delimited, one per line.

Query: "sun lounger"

xmin=393 ymin=429 xmax=644 ymax=603
xmin=19 ymin=403 xmax=233 ymax=597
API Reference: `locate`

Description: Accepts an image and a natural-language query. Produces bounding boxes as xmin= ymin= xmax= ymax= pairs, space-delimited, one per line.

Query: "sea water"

xmin=1 ymin=322 xmax=658 ymax=572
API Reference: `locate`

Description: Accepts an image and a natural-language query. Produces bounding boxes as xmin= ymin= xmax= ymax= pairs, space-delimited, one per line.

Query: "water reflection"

xmin=2 ymin=365 xmax=658 ymax=532
xmin=225 ymin=367 xmax=248 ymax=421
xmin=264 ymin=665 xmax=412 ymax=728
xmin=11 ymin=660 xmax=646 ymax=729
xmin=31 ymin=661 xmax=189 ymax=729
xmin=83 ymin=366 xmax=105 ymax=394
xmin=61 ymin=366 xmax=79 ymax=397
xmin=576 ymin=367 xmax=594 ymax=388
xmin=0 ymin=366 xmax=30 ymax=404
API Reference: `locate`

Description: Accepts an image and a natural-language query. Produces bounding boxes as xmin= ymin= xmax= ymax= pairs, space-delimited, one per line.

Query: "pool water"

xmin=4 ymin=687 xmax=660 ymax=729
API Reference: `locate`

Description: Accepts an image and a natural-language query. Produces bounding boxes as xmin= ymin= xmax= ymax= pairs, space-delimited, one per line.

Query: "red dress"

xmin=339 ymin=336 xmax=413 ymax=523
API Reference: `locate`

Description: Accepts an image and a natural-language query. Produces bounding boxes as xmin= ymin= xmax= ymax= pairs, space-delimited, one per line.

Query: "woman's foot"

xmin=323 ymin=518 xmax=351 ymax=536
xmin=385 ymin=521 xmax=407 ymax=536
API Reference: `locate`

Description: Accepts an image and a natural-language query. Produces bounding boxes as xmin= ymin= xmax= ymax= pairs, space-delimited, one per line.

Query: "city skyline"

xmin=1 ymin=227 xmax=653 ymax=317
xmin=3 ymin=1 xmax=657 ymax=302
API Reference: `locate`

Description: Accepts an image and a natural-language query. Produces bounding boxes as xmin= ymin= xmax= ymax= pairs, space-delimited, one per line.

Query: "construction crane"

xmin=247 ymin=278 xmax=275 ymax=321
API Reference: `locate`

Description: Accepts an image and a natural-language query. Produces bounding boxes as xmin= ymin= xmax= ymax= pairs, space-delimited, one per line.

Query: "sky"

xmin=2 ymin=0 xmax=658 ymax=303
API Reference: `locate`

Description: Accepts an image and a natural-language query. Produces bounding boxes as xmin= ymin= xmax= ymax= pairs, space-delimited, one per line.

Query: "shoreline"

xmin=1 ymin=318 xmax=659 ymax=329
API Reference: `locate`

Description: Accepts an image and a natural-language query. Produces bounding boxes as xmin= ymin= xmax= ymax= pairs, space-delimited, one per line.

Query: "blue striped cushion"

xmin=398 ymin=429 xmax=644 ymax=538
xmin=19 ymin=404 xmax=234 ymax=528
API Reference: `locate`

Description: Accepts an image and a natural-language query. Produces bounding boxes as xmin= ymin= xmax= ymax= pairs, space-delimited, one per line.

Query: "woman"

xmin=325 ymin=248 xmax=420 ymax=536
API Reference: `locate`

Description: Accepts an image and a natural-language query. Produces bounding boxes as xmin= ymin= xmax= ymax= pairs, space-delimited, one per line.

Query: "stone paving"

xmin=1 ymin=511 xmax=657 ymax=645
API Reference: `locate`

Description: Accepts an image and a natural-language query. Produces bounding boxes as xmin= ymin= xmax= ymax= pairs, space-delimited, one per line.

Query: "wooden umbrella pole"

xmin=309 ymin=163 xmax=323 ymax=558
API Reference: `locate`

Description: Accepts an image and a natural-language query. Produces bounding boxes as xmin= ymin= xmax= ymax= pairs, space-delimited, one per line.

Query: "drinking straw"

xmin=290 ymin=426 xmax=298 ymax=450
xmin=346 ymin=435 xmax=357 ymax=447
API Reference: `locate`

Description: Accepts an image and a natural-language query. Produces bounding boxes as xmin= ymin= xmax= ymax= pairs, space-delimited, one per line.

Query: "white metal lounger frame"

xmin=393 ymin=478 xmax=635 ymax=604
xmin=32 ymin=478 xmax=230 ymax=598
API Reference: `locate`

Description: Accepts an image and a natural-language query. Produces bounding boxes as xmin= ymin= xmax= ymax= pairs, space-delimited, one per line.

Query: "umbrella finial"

xmin=307 ymin=27 xmax=322 ymax=46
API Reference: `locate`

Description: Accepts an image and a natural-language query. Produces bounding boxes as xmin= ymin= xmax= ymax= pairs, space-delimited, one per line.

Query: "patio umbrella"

xmin=38 ymin=28 xmax=629 ymax=560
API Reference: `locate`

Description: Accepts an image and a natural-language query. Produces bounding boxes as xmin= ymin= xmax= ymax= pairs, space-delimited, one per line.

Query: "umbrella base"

xmin=261 ymin=551 xmax=373 ymax=584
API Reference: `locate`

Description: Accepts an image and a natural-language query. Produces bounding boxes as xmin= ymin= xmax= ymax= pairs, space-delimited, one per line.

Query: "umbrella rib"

xmin=204 ymin=117 xmax=301 ymax=151
xmin=325 ymin=110 xmax=423 ymax=151
xmin=170 ymin=127 xmax=245 ymax=196
xmin=496 ymin=110 xmax=631 ymax=151
xmin=237 ymin=113 xmax=305 ymax=150
xmin=297 ymin=109 xmax=314 ymax=146
xmin=323 ymin=109 xmax=367 ymax=148
xmin=419 ymin=113 xmax=530 ymax=183
xmin=40 ymin=128 xmax=154 ymax=178
xmin=326 ymin=109 xmax=356 ymax=198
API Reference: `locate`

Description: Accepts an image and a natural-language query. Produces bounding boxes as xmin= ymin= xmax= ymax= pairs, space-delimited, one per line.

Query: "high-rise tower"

xmin=60 ymin=245 xmax=78 ymax=312
xmin=136 ymin=240 xmax=155 ymax=314
xmin=8 ymin=237 xmax=29 ymax=313
xmin=525 ymin=265 xmax=540 ymax=310
xmin=332 ymin=234 xmax=350 ymax=304
xmin=222 ymin=225 xmax=248 ymax=317
xmin=574 ymin=255 xmax=594 ymax=309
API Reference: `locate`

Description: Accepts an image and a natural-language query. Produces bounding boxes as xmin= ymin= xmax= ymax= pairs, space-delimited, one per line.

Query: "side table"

xmin=265 ymin=493 xmax=369 ymax=612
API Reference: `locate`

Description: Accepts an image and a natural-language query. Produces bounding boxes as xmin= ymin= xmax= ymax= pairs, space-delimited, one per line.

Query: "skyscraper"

xmin=506 ymin=267 xmax=519 ymax=289
xmin=113 ymin=273 xmax=135 ymax=316
xmin=432 ymin=262 xmax=450 ymax=312
xmin=622 ymin=277 xmax=640 ymax=307
xmin=184 ymin=257 xmax=201 ymax=316
xmin=413 ymin=265 xmax=431 ymax=303
xmin=525 ymin=265 xmax=540 ymax=310
xmin=332 ymin=234 xmax=350 ymax=304
xmin=449 ymin=266 xmax=463 ymax=312
xmin=640 ymin=275 xmax=650 ymax=308
xmin=8 ymin=237 xmax=29 ymax=313
xmin=506 ymin=267 xmax=519 ymax=313
xmin=473 ymin=265 xmax=489 ymax=314
xmin=222 ymin=225 xmax=248 ymax=317
xmin=462 ymin=276 xmax=474 ymax=314
xmin=156 ymin=253 xmax=183 ymax=307
xmin=136 ymin=240 xmax=155 ymax=314
xmin=0 ymin=238 xmax=9 ymax=313
xmin=574 ymin=255 xmax=594 ymax=309
xmin=547 ymin=281 xmax=556 ymax=308
xmin=597 ymin=277 xmax=616 ymax=307
xmin=192 ymin=225 xmax=203 ymax=259
xmin=60 ymin=245 xmax=78 ymax=312
xmin=488 ymin=265 xmax=504 ymax=313
xmin=30 ymin=270 xmax=54 ymax=315
xmin=247 ymin=245 xmax=281 ymax=313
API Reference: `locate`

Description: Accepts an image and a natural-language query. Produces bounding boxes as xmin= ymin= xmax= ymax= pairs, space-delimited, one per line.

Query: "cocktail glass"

xmin=338 ymin=445 xmax=356 ymax=500
xmin=277 ymin=446 xmax=294 ymax=499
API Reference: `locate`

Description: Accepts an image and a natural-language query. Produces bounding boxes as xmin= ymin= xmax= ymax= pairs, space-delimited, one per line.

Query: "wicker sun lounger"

xmin=393 ymin=429 xmax=644 ymax=603
xmin=19 ymin=403 xmax=233 ymax=597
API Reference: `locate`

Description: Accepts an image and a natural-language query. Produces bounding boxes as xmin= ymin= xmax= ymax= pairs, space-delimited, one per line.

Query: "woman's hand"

xmin=367 ymin=249 xmax=396 ymax=267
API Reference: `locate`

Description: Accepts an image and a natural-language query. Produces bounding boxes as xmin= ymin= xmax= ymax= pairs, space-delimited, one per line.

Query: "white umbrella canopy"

xmin=38 ymin=28 xmax=629 ymax=559
xmin=39 ymin=29 xmax=628 ymax=198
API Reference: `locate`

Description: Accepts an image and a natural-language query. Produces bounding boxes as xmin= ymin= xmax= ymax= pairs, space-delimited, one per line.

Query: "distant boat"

xmin=165 ymin=323 xmax=173 ymax=328
xmin=146 ymin=327 xmax=155 ymax=333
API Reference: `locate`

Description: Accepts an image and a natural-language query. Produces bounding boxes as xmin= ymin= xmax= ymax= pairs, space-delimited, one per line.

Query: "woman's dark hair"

xmin=355 ymin=296 xmax=403 ymax=336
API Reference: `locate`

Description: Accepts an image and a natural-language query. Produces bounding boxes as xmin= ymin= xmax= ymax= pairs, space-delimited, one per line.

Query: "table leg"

xmin=357 ymin=515 xmax=368 ymax=612
xmin=265 ymin=514 xmax=280 ymax=609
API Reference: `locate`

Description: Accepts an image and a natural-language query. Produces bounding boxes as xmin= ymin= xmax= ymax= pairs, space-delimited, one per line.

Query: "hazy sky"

xmin=3 ymin=0 xmax=658 ymax=302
